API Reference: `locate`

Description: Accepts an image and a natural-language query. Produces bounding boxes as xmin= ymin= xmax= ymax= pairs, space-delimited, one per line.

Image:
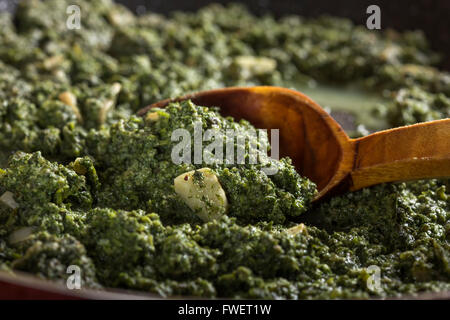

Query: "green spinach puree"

xmin=0 ymin=0 xmax=449 ymax=299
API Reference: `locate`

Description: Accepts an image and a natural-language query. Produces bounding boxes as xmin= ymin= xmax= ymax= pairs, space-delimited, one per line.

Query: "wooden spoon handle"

xmin=349 ymin=118 xmax=450 ymax=191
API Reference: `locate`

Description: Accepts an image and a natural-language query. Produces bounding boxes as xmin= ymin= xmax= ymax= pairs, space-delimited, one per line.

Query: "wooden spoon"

xmin=138 ymin=86 xmax=450 ymax=201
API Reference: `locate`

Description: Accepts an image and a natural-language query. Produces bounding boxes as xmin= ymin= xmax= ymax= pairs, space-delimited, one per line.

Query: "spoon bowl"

xmin=138 ymin=86 xmax=450 ymax=201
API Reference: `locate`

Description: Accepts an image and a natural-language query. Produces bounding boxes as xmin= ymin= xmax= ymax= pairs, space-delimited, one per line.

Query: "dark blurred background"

xmin=1 ymin=0 xmax=449 ymax=69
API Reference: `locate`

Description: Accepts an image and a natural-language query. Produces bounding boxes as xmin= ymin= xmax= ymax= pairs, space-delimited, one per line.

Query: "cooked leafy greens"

xmin=0 ymin=0 xmax=449 ymax=299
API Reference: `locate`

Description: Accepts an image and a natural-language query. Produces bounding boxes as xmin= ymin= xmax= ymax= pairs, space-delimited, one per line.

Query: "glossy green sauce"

xmin=294 ymin=83 xmax=391 ymax=132
xmin=0 ymin=0 xmax=449 ymax=299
